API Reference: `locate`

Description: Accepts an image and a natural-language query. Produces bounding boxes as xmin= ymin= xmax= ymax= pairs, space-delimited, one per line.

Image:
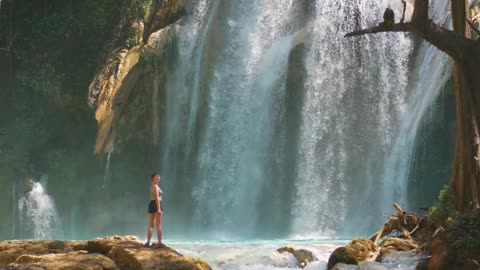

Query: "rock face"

xmin=0 ymin=236 xmax=211 ymax=270
xmin=0 ymin=240 xmax=72 ymax=266
xmin=109 ymin=244 xmax=210 ymax=270
xmin=88 ymin=0 xmax=185 ymax=154
xmin=277 ymin=246 xmax=317 ymax=268
xmin=327 ymin=237 xmax=376 ymax=270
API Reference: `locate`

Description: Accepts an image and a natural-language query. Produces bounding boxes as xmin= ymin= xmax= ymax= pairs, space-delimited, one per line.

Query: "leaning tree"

xmin=346 ymin=0 xmax=480 ymax=212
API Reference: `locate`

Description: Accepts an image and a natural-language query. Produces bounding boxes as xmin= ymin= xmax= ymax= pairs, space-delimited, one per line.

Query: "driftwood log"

xmin=369 ymin=203 xmax=421 ymax=245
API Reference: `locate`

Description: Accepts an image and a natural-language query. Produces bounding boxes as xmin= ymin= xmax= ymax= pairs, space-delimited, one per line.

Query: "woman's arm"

xmin=155 ymin=186 xmax=161 ymax=213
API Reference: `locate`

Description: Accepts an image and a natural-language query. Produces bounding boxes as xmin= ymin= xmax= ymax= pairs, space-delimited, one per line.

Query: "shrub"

xmin=428 ymin=185 xmax=457 ymax=228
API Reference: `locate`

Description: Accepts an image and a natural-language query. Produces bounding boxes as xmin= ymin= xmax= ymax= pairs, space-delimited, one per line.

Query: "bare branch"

xmin=344 ymin=23 xmax=414 ymax=37
xmin=345 ymin=20 xmax=471 ymax=60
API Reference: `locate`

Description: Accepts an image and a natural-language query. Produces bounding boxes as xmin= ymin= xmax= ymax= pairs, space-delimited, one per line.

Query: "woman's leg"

xmin=146 ymin=214 xmax=155 ymax=244
xmin=155 ymin=211 xmax=162 ymax=244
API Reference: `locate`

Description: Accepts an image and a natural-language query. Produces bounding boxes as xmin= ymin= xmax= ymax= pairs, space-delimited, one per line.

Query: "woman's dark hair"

xmin=151 ymin=172 xmax=160 ymax=179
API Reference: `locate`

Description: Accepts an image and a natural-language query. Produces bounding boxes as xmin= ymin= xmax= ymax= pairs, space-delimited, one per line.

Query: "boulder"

xmin=7 ymin=252 xmax=116 ymax=270
xmin=327 ymin=245 xmax=367 ymax=269
xmin=376 ymin=238 xmax=420 ymax=262
xmin=351 ymin=238 xmax=376 ymax=252
xmin=277 ymin=246 xmax=317 ymax=268
xmin=327 ymin=238 xmax=376 ymax=269
xmin=107 ymin=245 xmax=211 ymax=270
xmin=0 ymin=240 xmax=72 ymax=267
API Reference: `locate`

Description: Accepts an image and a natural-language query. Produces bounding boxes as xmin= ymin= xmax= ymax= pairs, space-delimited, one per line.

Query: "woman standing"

xmin=145 ymin=173 xmax=163 ymax=247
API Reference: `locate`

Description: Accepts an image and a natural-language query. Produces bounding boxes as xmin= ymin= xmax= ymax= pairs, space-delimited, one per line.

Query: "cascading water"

xmin=293 ymin=0 xmax=413 ymax=236
xmin=11 ymin=181 xmax=16 ymax=238
xmin=18 ymin=181 xmax=63 ymax=239
xmin=102 ymin=151 xmax=112 ymax=190
xmin=382 ymin=0 xmax=453 ymax=212
xmin=159 ymin=0 xmax=453 ymax=239
xmin=162 ymin=0 xmax=306 ymax=238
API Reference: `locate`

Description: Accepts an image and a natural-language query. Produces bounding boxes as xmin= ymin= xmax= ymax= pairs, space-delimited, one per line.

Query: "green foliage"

xmin=120 ymin=0 xmax=152 ymax=22
xmin=77 ymin=0 xmax=119 ymax=37
xmin=428 ymin=185 xmax=457 ymax=228
xmin=450 ymin=211 xmax=480 ymax=251
xmin=124 ymin=30 xmax=139 ymax=49
xmin=16 ymin=64 xmax=63 ymax=96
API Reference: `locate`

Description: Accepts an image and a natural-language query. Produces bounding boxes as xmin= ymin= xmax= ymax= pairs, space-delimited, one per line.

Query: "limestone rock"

xmin=8 ymin=252 xmax=116 ymax=270
xmin=86 ymin=235 xmax=142 ymax=255
xmin=277 ymin=246 xmax=317 ymax=268
xmin=67 ymin=240 xmax=88 ymax=251
xmin=327 ymin=238 xmax=376 ymax=269
xmin=351 ymin=238 xmax=376 ymax=252
xmin=107 ymin=244 xmax=210 ymax=270
xmin=0 ymin=240 xmax=72 ymax=267
xmin=1 ymin=236 xmax=212 ymax=270
xmin=328 ymin=246 xmax=363 ymax=269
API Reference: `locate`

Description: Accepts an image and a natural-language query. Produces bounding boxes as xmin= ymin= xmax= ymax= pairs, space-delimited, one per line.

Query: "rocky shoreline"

xmin=326 ymin=204 xmax=480 ymax=270
xmin=0 ymin=236 xmax=211 ymax=270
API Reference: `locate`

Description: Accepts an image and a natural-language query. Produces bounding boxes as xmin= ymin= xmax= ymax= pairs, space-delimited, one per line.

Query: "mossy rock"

xmin=277 ymin=246 xmax=316 ymax=268
xmin=11 ymin=252 xmax=116 ymax=270
xmin=0 ymin=240 xmax=72 ymax=267
xmin=86 ymin=235 xmax=142 ymax=255
xmin=67 ymin=240 xmax=88 ymax=251
xmin=107 ymin=244 xmax=211 ymax=270
xmin=351 ymin=237 xmax=377 ymax=252
xmin=327 ymin=243 xmax=370 ymax=270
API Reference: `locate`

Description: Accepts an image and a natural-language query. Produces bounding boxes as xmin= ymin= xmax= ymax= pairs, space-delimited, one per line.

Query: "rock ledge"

xmin=0 ymin=236 xmax=211 ymax=270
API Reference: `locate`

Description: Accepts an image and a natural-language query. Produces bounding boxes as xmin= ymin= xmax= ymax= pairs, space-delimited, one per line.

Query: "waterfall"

xmin=159 ymin=0 xmax=452 ymax=238
xmin=11 ymin=181 xmax=16 ymax=238
xmin=18 ymin=181 xmax=63 ymax=239
xmin=162 ymin=0 xmax=305 ymax=238
xmin=102 ymin=152 xmax=112 ymax=190
xmin=292 ymin=0 xmax=413 ymax=236
xmin=382 ymin=0 xmax=452 ymax=212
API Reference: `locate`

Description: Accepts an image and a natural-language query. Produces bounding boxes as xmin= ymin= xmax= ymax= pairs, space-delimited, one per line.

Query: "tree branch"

xmin=345 ymin=20 xmax=472 ymax=61
xmin=344 ymin=23 xmax=414 ymax=37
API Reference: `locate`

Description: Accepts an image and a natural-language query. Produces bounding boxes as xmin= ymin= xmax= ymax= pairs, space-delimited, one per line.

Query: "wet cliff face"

xmin=88 ymin=0 xmax=186 ymax=156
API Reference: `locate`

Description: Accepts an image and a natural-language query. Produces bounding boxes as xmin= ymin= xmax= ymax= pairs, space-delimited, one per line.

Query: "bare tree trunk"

xmin=450 ymin=0 xmax=480 ymax=211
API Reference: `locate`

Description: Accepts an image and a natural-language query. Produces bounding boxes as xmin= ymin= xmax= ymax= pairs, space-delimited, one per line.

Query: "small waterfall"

xmin=11 ymin=181 xmax=16 ymax=238
xmin=18 ymin=181 xmax=63 ymax=239
xmin=102 ymin=152 xmax=112 ymax=190
xmin=382 ymin=0 xmax=452 ymax=211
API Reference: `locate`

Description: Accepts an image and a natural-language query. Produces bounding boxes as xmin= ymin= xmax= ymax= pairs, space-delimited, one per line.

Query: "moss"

xmin=124 ymin=30 xmax=140 ymax=49
xmin=450 ymin=210 xmax=480 ymax=251
xmin=120 ymin=0 xmax=152 ymax=22
xmin=428 ymin=185 xmax=457 ymax=228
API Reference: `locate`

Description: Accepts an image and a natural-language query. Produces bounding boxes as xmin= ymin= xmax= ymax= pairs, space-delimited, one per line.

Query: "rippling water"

xmin=167 ymin=240 xmax=421 ymax=270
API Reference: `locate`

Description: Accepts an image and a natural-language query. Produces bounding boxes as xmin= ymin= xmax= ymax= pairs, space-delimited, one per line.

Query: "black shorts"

xmin=148 ymin=200 xmax=163 ymax=214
